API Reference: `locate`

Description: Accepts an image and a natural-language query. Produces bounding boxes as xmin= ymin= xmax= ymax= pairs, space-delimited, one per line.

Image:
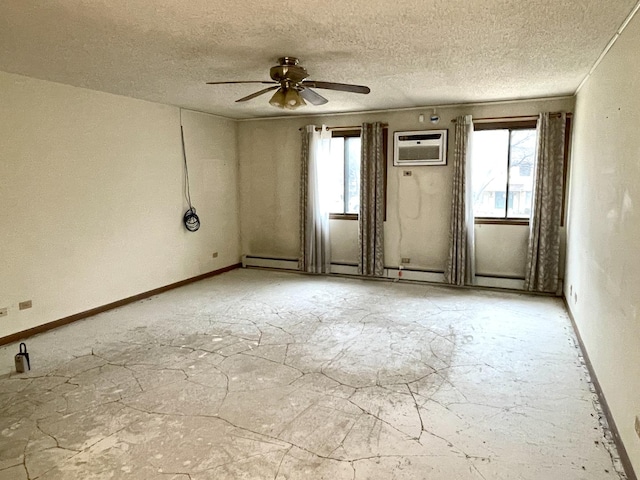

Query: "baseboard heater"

xmin=331 ymin=263 xmax=446 ymax=283
xmin=475 ymin=275 xmax=525 ymax=290
xmin=322 ymin=263 xmax=530 ymax=289
xmin=242 ymin=255 xmax=300 ymax=270
xmin=242 ymin=255 xmax=528 ymax=291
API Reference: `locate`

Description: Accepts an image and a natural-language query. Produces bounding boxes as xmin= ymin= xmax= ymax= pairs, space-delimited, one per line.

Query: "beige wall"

xmin=238 ymin=97 xmax=573 ymax=277
xmin=0 ymin=72 xmax=240 ymax=339
xmin=475 ymin=224 xmax=528 ymax=277
xmin=329 ymin=219 xmax=359 ymax=264
xmin=565 ymin=11 xmax=640 ymax=472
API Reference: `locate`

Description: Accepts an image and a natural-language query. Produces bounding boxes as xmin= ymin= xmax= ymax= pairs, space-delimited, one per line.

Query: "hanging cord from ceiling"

xmin=180 ymin=110 xmax=200 ymax=232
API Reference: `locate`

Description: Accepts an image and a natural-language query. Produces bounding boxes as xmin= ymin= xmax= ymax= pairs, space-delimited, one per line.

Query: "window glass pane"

xmin=345 ymin=137 xmax=361 ymax=214
xmin=472 ymin=130 xmax=509 ymax=217
xmin=508 ymin=129 xmax=537 ymax=218
xmin=328 ymin=137 xmax=345 ymax=213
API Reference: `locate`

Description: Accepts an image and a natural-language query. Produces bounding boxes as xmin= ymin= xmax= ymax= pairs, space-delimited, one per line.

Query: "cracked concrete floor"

xmin=0 ymin=269 xmax=623 ymax=479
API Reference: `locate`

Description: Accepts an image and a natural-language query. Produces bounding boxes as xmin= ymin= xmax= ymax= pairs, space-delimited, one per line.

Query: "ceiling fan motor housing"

xmin=270 ymin=57 xmax=309 ymax=84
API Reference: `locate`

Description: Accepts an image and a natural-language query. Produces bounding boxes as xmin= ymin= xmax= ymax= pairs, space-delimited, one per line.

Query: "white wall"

xmin=238 ymin=97 xmax=574 ymax=278
xmin=565 ymin=10 xmax=640 ymax=473
xmin=0 ymin=71 xmax=240 ymax=339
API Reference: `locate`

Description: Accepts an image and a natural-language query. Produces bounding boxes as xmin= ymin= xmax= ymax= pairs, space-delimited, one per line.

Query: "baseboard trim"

xmin=0 ymin=263 xmax=242 ymax=347
xmin=563 ymin=297 xmax=637 ymax=480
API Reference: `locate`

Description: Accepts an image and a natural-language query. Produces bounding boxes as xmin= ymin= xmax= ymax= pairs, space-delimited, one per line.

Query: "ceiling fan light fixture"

xmin=269 ymin=88 xmax=286 ymax=108
xmin=284 ymin=88 xmax=299 ymax=107
xmin=269 ymin=87 xmax=306 ymax=110
xmin=294 ymin=96 xmax=307 ymax=109
xmin=284 ymin=88 xmax=306 ymax=109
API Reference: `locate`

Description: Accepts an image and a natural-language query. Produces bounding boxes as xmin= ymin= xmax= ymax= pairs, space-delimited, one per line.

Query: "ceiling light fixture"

xmin=284 ymin=88 xmax=305 ymax=109
xmin=269 ymin=88 xmax=286 ymax=108
xmin=269 ymin=84 xmax=307 ymax=110
xmin=207 ymin=56 xmax=370 ymax=109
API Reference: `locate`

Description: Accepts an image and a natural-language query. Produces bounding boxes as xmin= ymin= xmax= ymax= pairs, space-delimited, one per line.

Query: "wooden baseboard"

xmin=563 ymin=297 xmax=637 ymax=480
xmin=0 ymin=263 xmax=242 ymax=347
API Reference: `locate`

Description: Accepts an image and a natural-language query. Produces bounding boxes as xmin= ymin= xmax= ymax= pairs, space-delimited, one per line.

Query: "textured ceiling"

xmin=0 ymin=0 xmax=637 ymax=119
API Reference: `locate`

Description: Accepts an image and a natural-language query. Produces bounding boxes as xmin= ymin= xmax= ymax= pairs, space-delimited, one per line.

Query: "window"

xmin=472 ymin=124 xmax=537 ymax=221
xmin=327 ymin=132 xmax=361 ymax=217
xmin=324 ymin=127 xmax=388 ymax=220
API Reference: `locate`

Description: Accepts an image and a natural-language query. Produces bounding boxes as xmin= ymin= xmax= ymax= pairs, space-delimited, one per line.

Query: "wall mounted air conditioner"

xmin=393 ymin=130 xmax=448 ymax=166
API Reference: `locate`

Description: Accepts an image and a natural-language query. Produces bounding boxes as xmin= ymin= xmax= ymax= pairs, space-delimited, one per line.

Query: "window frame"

xmin=473 ymin=120 xmax=538 ymax=225
xmin=328 ymin=128 xmax=388 ymax=221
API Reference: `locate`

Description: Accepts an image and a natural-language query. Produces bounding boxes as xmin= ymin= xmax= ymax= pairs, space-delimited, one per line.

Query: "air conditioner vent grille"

xmin=394 ymin=130 xmax=448 ymax=166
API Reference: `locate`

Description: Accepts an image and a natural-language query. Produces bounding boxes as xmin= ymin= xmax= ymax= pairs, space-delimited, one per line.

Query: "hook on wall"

xmin=430 ymin=108 xmax=440 ymax=124
xmin=418 ymin=109 xmax=440 ymax=124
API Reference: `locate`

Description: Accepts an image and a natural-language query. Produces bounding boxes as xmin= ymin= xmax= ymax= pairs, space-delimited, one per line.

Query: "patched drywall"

xmin=238 ymin=97 xmax=574 ymax=277
xmin=0 ymin=71 xmax=240 ymax=339
xmin=565 ymin=8 xmax=640 ymax=474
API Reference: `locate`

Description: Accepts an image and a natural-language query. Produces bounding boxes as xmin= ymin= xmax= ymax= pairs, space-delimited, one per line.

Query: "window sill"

xmin=474 ymin=217 xmax=529 ymax=226
xmin=329 ymin=213 xmax=359 ymax=220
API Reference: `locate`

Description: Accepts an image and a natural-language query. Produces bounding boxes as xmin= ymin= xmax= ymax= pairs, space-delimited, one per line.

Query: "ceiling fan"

xmin=206 ymin=57 xmax=370 ymax=110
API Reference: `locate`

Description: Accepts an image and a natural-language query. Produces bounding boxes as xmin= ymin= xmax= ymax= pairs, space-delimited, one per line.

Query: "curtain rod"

xmin=298 ymin=124 xmax=388 ymax=131
xmin=451 ymin=113 xmax=572 ymax=123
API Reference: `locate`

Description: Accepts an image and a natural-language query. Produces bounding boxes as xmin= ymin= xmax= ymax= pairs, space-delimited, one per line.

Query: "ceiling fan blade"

xmin=302 ymin=81 xmax=370 ymax=94
xmin=298 ymin=87 xmax=329 ymax=106
xmin=206 ymin=80 xmax=277 ymax=85
xmin=235 ymin=85 xmax=280 ymax=102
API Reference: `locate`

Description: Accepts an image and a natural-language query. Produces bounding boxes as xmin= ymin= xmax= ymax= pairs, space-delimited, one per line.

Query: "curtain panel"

xmin=299 ymin=125 xmax=332 ymax=274
xmin=358 ymin=122 xmax=385 ymax=277
xmin=524 ymin=112 xmax=567 ymax=293
xmin=444 ymin=115 xmax=475 ymax=286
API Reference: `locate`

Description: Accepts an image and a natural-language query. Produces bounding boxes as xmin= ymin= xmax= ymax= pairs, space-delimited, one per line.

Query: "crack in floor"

xmin=0 ymin=269 xmax=627 ymax=479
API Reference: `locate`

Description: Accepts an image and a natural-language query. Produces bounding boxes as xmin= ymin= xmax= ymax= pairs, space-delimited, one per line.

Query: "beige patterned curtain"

xmin=299 ymin=125 xmax=332 ymax=273
xmin=358 ymin=122 xmax=385 ymax=276
xmin=444 ymin=115 xmax=475 ymax=286
xmin=524 ymin=113 xmax=567 ymax=293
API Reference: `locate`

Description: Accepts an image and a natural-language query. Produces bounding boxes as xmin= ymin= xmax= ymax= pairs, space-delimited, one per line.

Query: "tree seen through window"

xmin=472 ymin=128 xmax=537 ymax=219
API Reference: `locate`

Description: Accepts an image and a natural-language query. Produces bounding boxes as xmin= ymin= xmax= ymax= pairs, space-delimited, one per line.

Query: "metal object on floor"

xmin=14 ymin=342 xmax=30 ymax=373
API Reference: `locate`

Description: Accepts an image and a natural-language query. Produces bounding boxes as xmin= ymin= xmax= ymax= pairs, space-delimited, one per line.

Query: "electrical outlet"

xmin=403 ymin=170 xmax=412 ymax=176
xmin=0 ymin=307 xmax=7 ymax=317
xmin=635 ymin=416 xmax=640 ymax=439
xmin=212 ymin=252 xmax=218 ymax=258
xmin=19 ymin=300 xmax=32 ymax=310
xmin=401 ymin=257 xmax=410 ymax=264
